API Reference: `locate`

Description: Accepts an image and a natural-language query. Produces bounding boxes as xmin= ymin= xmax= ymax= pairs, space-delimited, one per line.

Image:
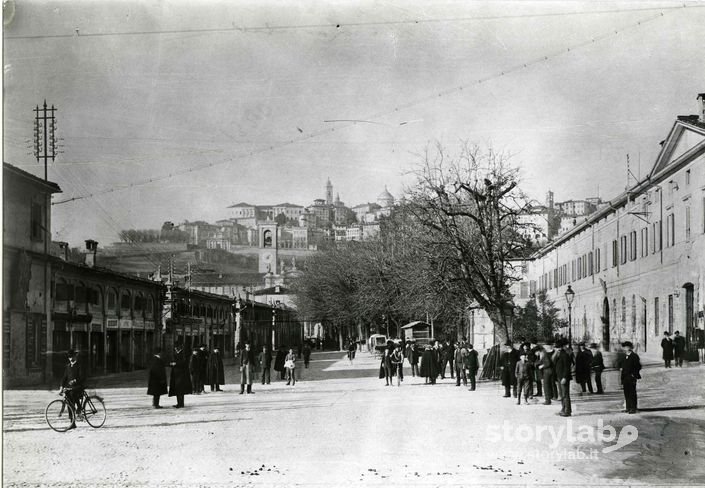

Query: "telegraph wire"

xmin=51 ymin=6 xmax=686 ymax=206
xmin=5 ymin=5 xmax=702 ymax=40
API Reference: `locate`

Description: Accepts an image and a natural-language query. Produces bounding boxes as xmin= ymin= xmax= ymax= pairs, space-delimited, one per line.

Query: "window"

xmin=121 ymin=291 xmax=131 ymax=311
xmin=652 ymin=220 xmax=662 ymax=252
xmin=629 ymin=231 xmax=637 ymax=261
xmin=703 ymin=196 xmax=705 ymax=233
xmin=620 ymin=235 xmax=628 ymax=264
xmin=612 ymin=240 xmax=618 ymax=267
xmin=654 ymin=297 xmax=659 ymax=335
xmin=685 ymin=206 xmax=691 ymax=240
xmin=553 ymin=269 xmax=558 ymax=289
xmin=30 ymin=200 xmax=43 ymax=242
xmin=631 ymin=295 xmax=637 ymax=333
xmin=572 ymin=260 xmax=576 ymax=281
xmin=577 ymin=257 xmax=582 ymax=279
xmin=588 ymin=251 xmax=594 ymax=276
xmin=520 ymin=282 xmax=529 ymax=299
xmin=595 ymin=248 xmax=601 ymax=273
xmin=668 ymin=294 xmax=674 ymax=333
xmin=641 ymin=227 xmax=648 ymax=257
xmin=621 ymin=297 xmax=626 ymax=327
xmin=107 ymin=289 xmax=117 ymax=311
xmin=55 ymin=281 xmax=74 ymax=301
xmin=666 ymin=213 xmax=675 ymax=247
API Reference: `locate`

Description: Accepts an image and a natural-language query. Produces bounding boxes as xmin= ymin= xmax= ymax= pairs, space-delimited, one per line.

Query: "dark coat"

xmin=147 ymin=355 xmax=168 ymax=396
xmin=441 ymin=344 xmax=454 ymax=361
xmin=591 ymin=350 xmax=605 ymax=372
xmin=661 ymin=338 xmax=674 ymax=360
xmin=419 ymin=348 xmax=438 ymax=378
xmin=621 ymin=352 xmax=642 ymax=383
xmin=207 ymin=351 xmax=225 ymax=385
xmin=259 ymin=350 xmax=273 ymax=369
xmin=169 ymin=349 xmax=192 ymax=397
xmin=515 ymin=359 xmax=533 ymax=380
xmin=240 ymin=349 xmax=256 ymax=367
xmin=188 ymin=352 xmax=201 ymax=375
xmin=466 ymin=349 xmax=479 ymax=372
xmin=379 ymin=353 xmax=393 ymax=378
xmin=554 ymin=349 xmax=573 ymax=382
xmin=61 ymin=360 xmax=85 ymax=389
xmin=406 ymin=345 xmax=418 ymax=365
xmin=575 ymin=349 xmax=593 ymax=383
xmin=274 ymin=349 xmax=286 ymax=372
xmin=500 ymin=348 xmax=520 ymax=386
xmin=673 ymin=335 xmax=686 ymax=355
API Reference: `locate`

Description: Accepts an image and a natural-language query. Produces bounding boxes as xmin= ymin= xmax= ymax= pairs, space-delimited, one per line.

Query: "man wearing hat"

xmin=466 ymin=343 xmax=479 ymax=391
xmin=538 ymin=341 xmax=555 ymax=405
xmin=575 ymin=342 xmax=594 ymax=394
xmin=500 ymin=341 xmax=519 ymax=398
xmin=673 ymin=331 xmax=686 ymax=367
xmin=60 ymin=349 xmax=85 ymax=429
xmin=529 ymin=339 xmax=542 ymax=398
xmin=661 ymin=331 xmax=674 ymax=368
xmin=554 ymin=339 xmax=573 ymax=416
xmin=621 ymin=341 xmax=641 ymax=413
xmin=589 ymin=343 xmax=605 ymax=394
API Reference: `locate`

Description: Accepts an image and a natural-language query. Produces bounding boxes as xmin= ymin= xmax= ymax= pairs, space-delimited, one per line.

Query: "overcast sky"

xmin=3 ymin=0 xmax=704 ymax=246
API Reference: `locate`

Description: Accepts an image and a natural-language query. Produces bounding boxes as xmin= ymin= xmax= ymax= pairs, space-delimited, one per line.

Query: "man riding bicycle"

xmin=60 ymin=349 xmax=85 ymax=430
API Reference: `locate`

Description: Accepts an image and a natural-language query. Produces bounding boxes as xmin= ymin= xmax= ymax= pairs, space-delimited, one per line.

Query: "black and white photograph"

xmin=2 ymin=1 xmax=705 ymax=486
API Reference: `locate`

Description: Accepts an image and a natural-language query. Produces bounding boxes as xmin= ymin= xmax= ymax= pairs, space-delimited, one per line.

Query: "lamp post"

xmin=565 ymin=285 xmax=575 ymax=345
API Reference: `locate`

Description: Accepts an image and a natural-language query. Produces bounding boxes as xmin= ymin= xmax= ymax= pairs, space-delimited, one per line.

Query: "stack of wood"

xmin=480 ymin=344 xmax=501 ymax=380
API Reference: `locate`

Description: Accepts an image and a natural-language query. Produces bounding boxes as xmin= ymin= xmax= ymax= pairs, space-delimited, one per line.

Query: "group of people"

xmin=147 ymin=341 xmax=307 ymax=408
xmin=661 ymin=330 xmax=687 ymax=368
xmin=500 ymin=338 xmax=642 ymax=416
xmin=379 ymin=339 xmax=480 ymax=389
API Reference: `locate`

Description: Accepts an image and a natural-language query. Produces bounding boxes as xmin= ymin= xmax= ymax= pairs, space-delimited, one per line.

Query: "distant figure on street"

xmin=147 ymin=348 xmax=167 ymax=409
xmin=61 ymin=349 xmax=86 ymax=429
xmin=347 ymin=340 xmax=356 ymax=365
xmin=391 ymin=344 xmax=404 ymax=386
xmin=419 ymin=345 xmax=438 ymax=385
xmin=239 ymin=343 xmax=256 ymax=394
xmin=500 ymin=342 xmax=519 ymax=398
xmin=440 ymin=340 xmax=454 ymax=380
xmin=432 ymin=341 xmax=442 ymax=380
xmin=575 ymin=342 xmax=594 ymax=394
xmin=454 ymin=341 xmax=468 ymax=387
xmin=466 ymin=343 xmax=479 ymax=391
xmin=285 ymin=348 xmax=297 ymax=386
xmin=555 ymin=339 xmax=573 ymax=417
xmin=539 ymin=341 xmax=556 ymax=405
xmin=207 ymin=347 xmax=225 ymax=392
xmin=515 ymin=351 xmax=533 ymax=405
xmin=303 ymin=342 xmax=312 ymax=368
xmin=406 ymin=342 xmax=419 ymax=377
xmin=274 ymin=346 xmax=286 ymax=380
xmin=673 ymin=331 xmax=686 ymax=367
xmin=379 ymin=348 xmax=393 ymax=386
xmin=621 ymin=341 xmax=641 ymax=414
xmin=169 ymin=343 xmax=191 ymax=409
xmin=198 ymin=345 xmax=209 ymax=393
xmin=529 ymin=339 xmax=542 ymax=397
xmin=661 ymin=331 xmax=674 ymax=368
xmin=189 ymin=348 xmax=202 ymax=395
xmin=590 ymin=343 xmax=605 ymax=394
xmin=259 ymin=346 xmax=273 ymax=385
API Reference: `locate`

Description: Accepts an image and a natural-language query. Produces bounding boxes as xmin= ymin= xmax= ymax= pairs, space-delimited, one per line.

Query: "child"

xmin=515 ymin=351 xmax=534 ymax=405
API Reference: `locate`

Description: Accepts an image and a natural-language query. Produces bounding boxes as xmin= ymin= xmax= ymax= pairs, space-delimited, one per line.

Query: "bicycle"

xmin=45 ymin=387 xmax=107 ymax=432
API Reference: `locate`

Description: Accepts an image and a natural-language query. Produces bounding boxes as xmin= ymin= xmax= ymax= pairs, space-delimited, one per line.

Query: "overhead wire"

xmin=48 ymin=5 xmax=691 ymax=206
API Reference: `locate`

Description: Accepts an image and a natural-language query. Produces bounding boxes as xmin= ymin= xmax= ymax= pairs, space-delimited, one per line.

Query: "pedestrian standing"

xmin=303 ymin=342 xmax=312 ymax=368
xmin=379 ymin=348 xmax=394 ymax=386
xmin=239 ymin=343 xmax=256 ymax=394
xmin=259 ymin=346 xmax=272 ymax=385
xmin=148 ymin=348 xmax=168 ymax=409
xmin=500 ymin=342 xmax=519 ymax=398
xmin=406 ymin=342 xmax=419 ymax=377
xmin=284 ymin=348 xmax=297 ymax=385
xmin=420 ymin=344 xmax=437 ymax=385
xmin=189 ymin=348 xmax=201 ymax=395
xmin=348 ymin=340 xmax=356 ymax=365
xmin=673 ymin=331 xmax=686 ymax=367
xmin=575 ymin=342 xmax=594 ymax=394
xmin=661 ymin=332 xmax=674 ymax=368
xmin=515 ymin=351 xmax=533 ymax=405
xmin=432 ymin=341 xmax=442 ymax=381
xmin=538 ymin=342 xmax=555 ymax=405
xmin=199 ymin=345 xmax=209 ymax=393
xmin=274 ymin=346 xmax=286 ymax=380
xmin=555 ymin=339 xmax=573 ymax=417
xmin=466 ymin=343 xmax=479 ymax=391
xmin=529 ymin=339 xmax=543 ymax=397
xmin=391 ymin=344 xmax=404 ymax=386
xmin=207 ymin=347 xmax=225 ymax=392
xmin=169 ymin=343 xmax=192 ymax=408
xmin=621 ymin=341 xmax=641 ymax=414
xmin=590 ymin=343 xmax=605 ymax=394
xmin=454 ymin=342 xmax=468 ymax=387
xmin=440 ymin=340 xmax=453 ymax=380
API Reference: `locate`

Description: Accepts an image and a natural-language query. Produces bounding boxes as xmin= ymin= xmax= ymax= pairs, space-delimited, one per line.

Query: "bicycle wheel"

xmin=82 ymin=395 xmax=106 ymax=428
xmin=45 ymin=399 xmax=75 ymax=432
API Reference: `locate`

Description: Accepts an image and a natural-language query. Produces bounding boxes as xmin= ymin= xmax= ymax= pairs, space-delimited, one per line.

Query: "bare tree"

xmin=405 ymin=142 xmax=533 ymax=341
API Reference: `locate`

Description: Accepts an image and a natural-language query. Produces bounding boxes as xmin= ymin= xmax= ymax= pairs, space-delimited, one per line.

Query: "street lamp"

xmin=565 ymin=285 xmax=575 ymax=345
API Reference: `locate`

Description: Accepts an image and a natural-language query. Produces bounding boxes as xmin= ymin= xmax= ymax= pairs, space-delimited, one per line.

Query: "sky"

xmin=3 ymin=0 xmax=704 ymax=246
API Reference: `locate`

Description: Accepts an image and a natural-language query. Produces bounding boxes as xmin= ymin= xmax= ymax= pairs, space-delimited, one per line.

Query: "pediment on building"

xmin=649 ymin=120 xmax=705 ymax=178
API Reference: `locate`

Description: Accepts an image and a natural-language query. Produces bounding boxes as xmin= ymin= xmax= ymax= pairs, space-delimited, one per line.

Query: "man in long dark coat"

xmin=274 ymin=346 xmax=286 ymax=380
xmin=198 ymin=345 xmax=209 ymax=393
xmin=406 ymin=342 xmax=419 ymax=377
xmin=590 ymin=343 xmax=605 ymax=394
xmin=303 ymin=342 xmax=312 ymax=368
xmin=500 ymin=342 xmax=519 ymax=398
xmin=621 ymin=341 xmax=641 ymax=413
xmin=259 ymin=346 xmax=273 ymax=384
xmin=554 ymin=339 xmax=573 ymax=417
xmin=169 ymin=343 xmax=192 ymax=408
xmin=440 ymin=340 xmax=454 ymax=380
xmin=661 ymin=332 xmax=674 ymax=368
xmin=419 ymin=345 xmax=438 ymax=384
xmin=240 ymin=343 xmax=256 ymax=394
xmin=673 ymin=331 xmax=686 ymax=367
xmin=466 ymin=343 xmax=480 ymax=391
xmin=188 ymin=348 xmax=201 ymax=394
xmin=575 ymin=342 xmax=594 ymax=394
xmin=206 ymin=347 xmax=225 ymax=392
xmin=538 ymin=342 xmax=556 ymax=405
xmin=147 ymin=348 xmax=168 ymax=408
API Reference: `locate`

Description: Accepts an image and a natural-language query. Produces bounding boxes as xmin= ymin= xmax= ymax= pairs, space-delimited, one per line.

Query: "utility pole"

xmin=33 ymin=100 xmax=58 ymax=181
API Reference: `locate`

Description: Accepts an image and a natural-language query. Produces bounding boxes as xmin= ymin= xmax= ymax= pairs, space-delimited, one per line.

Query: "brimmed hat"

xmin=589 ymin=343 xmax=599 ymax=349
xmin=621 ymin=341 xmax=634 ymax=348
xmin=504 ymin=341 xmax=513 ymax=347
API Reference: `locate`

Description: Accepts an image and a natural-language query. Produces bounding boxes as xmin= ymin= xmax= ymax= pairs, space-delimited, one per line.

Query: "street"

xmin=3 ymin=350 xmax=705 ymax=487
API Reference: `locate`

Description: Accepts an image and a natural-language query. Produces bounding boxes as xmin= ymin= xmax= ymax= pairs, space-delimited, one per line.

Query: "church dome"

xmin=377 ymin=186 xmax=395 ymax=208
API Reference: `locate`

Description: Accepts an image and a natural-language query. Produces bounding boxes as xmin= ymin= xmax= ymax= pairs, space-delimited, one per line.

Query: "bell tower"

xmin=258 ymin=222 xmax=278 ymax=274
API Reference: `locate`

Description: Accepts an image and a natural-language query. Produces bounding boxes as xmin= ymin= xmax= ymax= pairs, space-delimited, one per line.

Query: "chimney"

xmin=56 ymin=241 xmax=69 ymax=261
xmin=84 ymin=239 xmax=98 ymax=267
xmin=698 ymin=93 xmax=705 ymax=123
